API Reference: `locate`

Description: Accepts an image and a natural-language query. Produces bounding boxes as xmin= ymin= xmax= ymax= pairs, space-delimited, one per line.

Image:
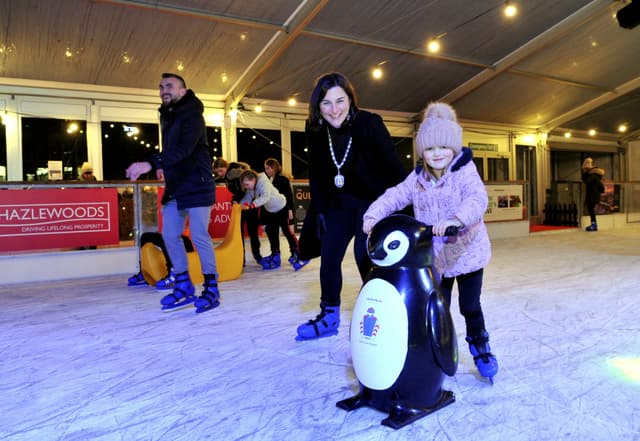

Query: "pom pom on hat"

xmin=415 ymin=102 xmax=463 ymax=158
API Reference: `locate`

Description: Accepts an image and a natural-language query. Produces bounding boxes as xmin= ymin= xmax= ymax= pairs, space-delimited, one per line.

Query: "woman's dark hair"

xmin=307 ymin=72 xmax=359 ymax=130
xmin=264 ymin=158 xmax=282 ymax=175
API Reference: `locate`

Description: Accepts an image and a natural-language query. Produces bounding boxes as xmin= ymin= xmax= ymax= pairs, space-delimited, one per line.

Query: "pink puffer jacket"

xmin=363 ymin=147 xmax=491 ymax=277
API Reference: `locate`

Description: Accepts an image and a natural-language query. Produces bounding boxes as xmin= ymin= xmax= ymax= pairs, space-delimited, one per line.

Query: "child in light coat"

xmin=362 ymin=102 xmax=498 ymax=382
xmin=239 ymin=169 xmax=287 ymax=269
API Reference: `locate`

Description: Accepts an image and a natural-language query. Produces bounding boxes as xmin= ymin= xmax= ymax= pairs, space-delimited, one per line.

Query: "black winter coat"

xmin=305 ymin=109 xmax=408 ymax=214
xmin=152 ymin=90 xmax=215 ymax=209
xmin=582 ymin=167 xmax=605 ymax=206
xmin=271 ymin=174 xmax=295 ymax=212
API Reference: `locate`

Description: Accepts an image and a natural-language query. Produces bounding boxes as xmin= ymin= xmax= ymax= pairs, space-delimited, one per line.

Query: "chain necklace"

xmin=327 ymin=126 xmax=352 ymax=188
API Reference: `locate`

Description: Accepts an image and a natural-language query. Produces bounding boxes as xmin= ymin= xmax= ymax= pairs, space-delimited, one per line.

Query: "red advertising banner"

xmin=156 ymin=186 xmax=234 ymax=239
xmin=209 ymin=186 xmax=234 ymax=238
xmin=0 ymin=188 xmax=120 ymax=252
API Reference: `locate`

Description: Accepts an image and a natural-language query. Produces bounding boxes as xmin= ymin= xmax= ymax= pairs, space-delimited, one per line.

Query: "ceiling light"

xmin=0 ymin=42 xmax=16 ymax=55
xmin=254 ymin=104 xmax=263 ymax=113
xmin=588 ymin=129 xmax=597 ymax=136
xmin=504 ymin=1 xmax=517 ymax=18
xmin=176 ymin=60 xmax=184 ymax=72
xmin=288 ymin=98 xmax=297 ymax=106
xmin=372 ymin=67 xmax=383 ymax=79
xmin=221 ymin=72 xmax=228 ymax=83
xmin=618 ymin=124 xmax=628 ymax=133
xmin=65 ymin=48 xmax=73 ymax=58
xmin=427 ymin=39 xmax=440 ymax=53
xmin=66 ymin=122 xmax=79 ymax=134
xmin=564 ymin=131 xmax=571 ymax=138
xmin=121 ymin=52 xmax=132 ymax=64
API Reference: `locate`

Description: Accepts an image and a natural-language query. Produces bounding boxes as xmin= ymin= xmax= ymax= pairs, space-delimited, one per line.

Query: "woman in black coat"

xmin=296 ymin=72 xmax=408 ymax=340
xmin=581 ymin=157 xmax=605 ymax=232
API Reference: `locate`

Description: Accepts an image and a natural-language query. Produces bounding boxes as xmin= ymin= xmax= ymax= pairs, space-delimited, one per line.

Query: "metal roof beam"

xmin=94 ymin=0 xmax=285 ymax=31
xmin=224 ymin=0 xmax=329 ymax=112
xmin=441 ymin=0 xmax=613 ymax=104
xmin=543 ymin=75 xmax=640 ymax=133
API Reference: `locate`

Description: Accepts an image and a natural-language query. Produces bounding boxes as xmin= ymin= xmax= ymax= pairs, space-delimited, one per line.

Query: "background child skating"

xmin=362 ymin=102 xmax=498 ymax=383
xmin=263 ymin=158 xmax=308 ymax=271
xmin=239 ymin=169 xmax=288 ymax=270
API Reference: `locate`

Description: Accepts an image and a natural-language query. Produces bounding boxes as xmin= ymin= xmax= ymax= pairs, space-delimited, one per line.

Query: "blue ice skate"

xmin=466 ymin=331 xmax=499 ymax=384
xmin=160 ymin=272 xmax=196 ymax=311
xmin=289 ymin=251 xmax=309 ymax=271
xmin=155 ymin=270 xmax=176 ymax=292
xmin=296 ymin=305 xmax=340 ymax=341
xmin=194 ymin=274 xmax=221 ymax=314
xmin=260 ymin=253 xmax=281 ymax=270
xmin=127 ymin=272 xmax=148 ymax=287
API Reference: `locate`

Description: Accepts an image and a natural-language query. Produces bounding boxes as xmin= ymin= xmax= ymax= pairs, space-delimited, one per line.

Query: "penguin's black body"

xmin=336 ymin=215 xmax=458 ymax=429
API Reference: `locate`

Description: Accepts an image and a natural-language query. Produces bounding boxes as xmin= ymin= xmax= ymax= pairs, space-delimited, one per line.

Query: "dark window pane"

xmin=22 ymin=117 xmax=87 ymax=180
xmin=236 ymin=128 xmax=282 ymax=172
xmin=488 ymin=157 xmax=509 ymax=181
xmin=473 ymin=157 xmax=485 ymax=180
xmin=101 ymin=122 xmax=159 ymax=180
xmin=291 ymin=131 xmax=309 ymax=179
xmin=392 ymin=136 xmax=414 ymax=173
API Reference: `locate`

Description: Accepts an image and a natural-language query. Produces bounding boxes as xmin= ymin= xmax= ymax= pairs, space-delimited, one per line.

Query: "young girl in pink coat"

xmin=362 ymin=102 xmax=498 ymax=382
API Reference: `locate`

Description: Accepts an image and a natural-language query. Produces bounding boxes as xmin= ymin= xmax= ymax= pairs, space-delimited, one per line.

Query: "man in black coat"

xmin=126 ymin=73 xmax=220 ymax=313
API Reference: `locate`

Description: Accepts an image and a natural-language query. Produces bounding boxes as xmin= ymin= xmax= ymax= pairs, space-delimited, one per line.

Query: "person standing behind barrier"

xmin=126 ymin=72 xmax=220 ymax=314
xmin=296 ymin=72 xmax=408 ymax=340
xmin=581 ymin=157 xmax=605 ymax=232
xmin=213 ymin=158 xmax=229 ymax=184
xmin=239 ymin=169 xmax=287 ymax=270
xmin=79 ymin=162 xmax=97 ymax=181
xmin=263 ymin=158 xmax=308 ymax=271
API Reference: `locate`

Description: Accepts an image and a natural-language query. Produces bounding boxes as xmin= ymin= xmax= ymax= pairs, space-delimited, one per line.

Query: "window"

xmin=392 ymin=136 xmax=414 ymax=173
xmin=291 ymin=131 xmax=309 ymax=179
xmin=473 ymin=157 xmax=484 ymax=180
xmin=488 ymin=157 xmax=509 ymax=181
xmin=22 ymin=117 xmax=87 ymax=180
xmin=236 ymin=128 xmax=282 ymax=172
xmin=101 ymin=122 xmax=159 ymax=180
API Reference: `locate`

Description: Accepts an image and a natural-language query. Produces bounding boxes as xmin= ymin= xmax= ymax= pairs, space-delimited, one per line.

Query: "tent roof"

xmin=1 ymin=0 xmax=638 ymax=140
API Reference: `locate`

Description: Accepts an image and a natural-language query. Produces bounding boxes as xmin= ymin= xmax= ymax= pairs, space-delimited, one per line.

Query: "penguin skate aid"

xmin=337 ymin=216 xmax=460 ymax=429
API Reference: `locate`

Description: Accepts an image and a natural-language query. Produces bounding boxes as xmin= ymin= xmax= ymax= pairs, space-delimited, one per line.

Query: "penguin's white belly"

xmin=350 ymin=278 xmax=409 ymax=390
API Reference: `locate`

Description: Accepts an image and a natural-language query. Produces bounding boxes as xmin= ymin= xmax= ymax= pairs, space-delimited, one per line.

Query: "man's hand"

xmin=125 ymin=162 xmax=152 ymax=181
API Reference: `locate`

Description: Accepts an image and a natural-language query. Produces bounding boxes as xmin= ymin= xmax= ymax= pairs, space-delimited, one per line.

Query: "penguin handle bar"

xmin=425 ymin=225 xmax=459 ymax=237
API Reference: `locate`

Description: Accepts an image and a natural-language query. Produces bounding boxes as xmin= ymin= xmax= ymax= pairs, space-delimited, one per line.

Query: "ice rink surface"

xmin=2 ymin=227 xmax=639 ymax=441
